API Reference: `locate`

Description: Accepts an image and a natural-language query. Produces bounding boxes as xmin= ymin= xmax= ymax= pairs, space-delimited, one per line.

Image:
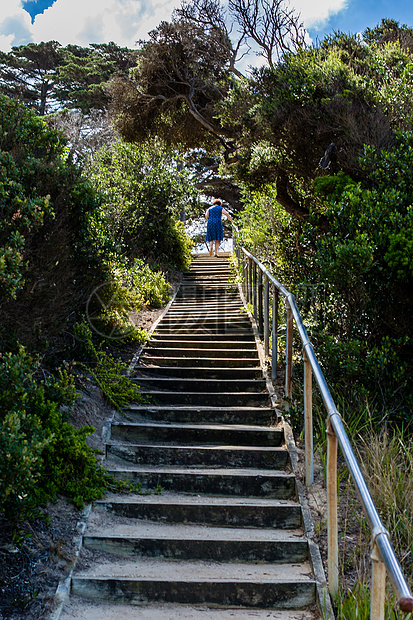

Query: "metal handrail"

xmin=233 ymin=237 xmax=413 ymax=618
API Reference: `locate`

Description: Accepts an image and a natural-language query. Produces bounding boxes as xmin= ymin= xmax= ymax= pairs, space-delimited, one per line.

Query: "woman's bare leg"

xmin=209 ymin=242 xmax=213 ymax=256
xmin=214 ymin=240 xmax=220 ymax=256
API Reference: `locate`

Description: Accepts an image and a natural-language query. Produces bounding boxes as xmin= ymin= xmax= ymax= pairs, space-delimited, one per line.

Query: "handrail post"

xmin=370 ymin=537 xmax=386 ymax=620
xmin=285 ymin=303 xmax=293 ymax=403
xmin=253 ymin=262 xmax=257 ymax=321
xmin=248 ymin=258 xmax=253 ymax=304
xmin=264 ymin=275 xmax=270 ymax=356
xmin=304 ymin=350 xmax=314 ymax=486
xmin=258 ymin=269 xmax=264 ymax=335
xmin=327 ymin=416 xmax=339 ymax=598
xmin=272 ymin=285 xmax=278 ymax=380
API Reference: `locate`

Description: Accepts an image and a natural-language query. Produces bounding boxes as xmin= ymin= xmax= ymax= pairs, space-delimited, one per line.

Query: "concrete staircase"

xmin=60 ymin=253 xmax=326 ymax=620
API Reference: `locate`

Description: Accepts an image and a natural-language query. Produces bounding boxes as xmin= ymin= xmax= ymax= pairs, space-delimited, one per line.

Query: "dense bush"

xmin=86 ymin=139 xmax=195 ymax=271
xmin=0 ymin=93 xmax=105 ymax=353
xmin=86 ymin=256 xmax=170 ymax=342
xmin=0 ymin=96 xmax=64 ymax=302
xmin=303 ymin=135 xmax=413 ymax=418
xmin=0 ymin=346 xmax=110 ymax=518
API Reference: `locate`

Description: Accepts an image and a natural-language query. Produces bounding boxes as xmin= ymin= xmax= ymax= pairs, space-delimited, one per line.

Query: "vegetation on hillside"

xmin=1 ymin=5 xmax=413 ymax=615
xmin=0 ymin=91 xmax=195 ymax=520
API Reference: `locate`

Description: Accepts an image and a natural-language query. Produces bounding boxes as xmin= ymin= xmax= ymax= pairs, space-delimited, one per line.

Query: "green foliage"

xmin=295 ymin=134 xmax=413 ymax=418
xmin=55 ymin=43 xmax=137 ymax=111
xmin=0 ymin=96 xmax=63 ymax=300
xmin=86 ymin=139 xmax=195 ymax=270
xmin=0 ymin=346 xmax=108 ymax=518
xmin=0 ymin=41 xmax=136 ymax=115
xmin=111 ymin=256 xmax=171 ymax=307
xmin=334 ymin=580 xmax=409 ymax=619
xmin=234 ymin=183 xmax=301 ymax=283
xmin=85 ymin=255 xmax=171 ymax=342
xmin=72 ymin=320 xmax=146 ymax=410
xmin=0 ymin=41 xmax=62 ymax=115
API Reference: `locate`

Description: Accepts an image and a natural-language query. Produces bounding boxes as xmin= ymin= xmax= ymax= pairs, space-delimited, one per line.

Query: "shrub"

xmin=0 ymin=346 xmax=108 ymax=518
xmin=86 ymin=139 xmax=196 ymax=271
xmin=72 ymin=320 xmax=146 ymax=410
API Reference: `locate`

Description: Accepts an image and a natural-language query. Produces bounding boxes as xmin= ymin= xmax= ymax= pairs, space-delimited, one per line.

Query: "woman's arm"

xmin=222 ymin=208 xmax=233 ymax=223
xmin=205 ymin=208 xmax=210 ymax=220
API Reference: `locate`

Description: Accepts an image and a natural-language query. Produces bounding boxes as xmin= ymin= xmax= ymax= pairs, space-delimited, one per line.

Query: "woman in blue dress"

xmin=205 ymin=199 xmax=234 ymax=256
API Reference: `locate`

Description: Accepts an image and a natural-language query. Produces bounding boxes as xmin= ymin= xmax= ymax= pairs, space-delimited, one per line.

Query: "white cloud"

xmin=32 ymin=0 xmax=177 ymax=48
xmin=0 ymin=0 xmax=23 ymax=23
xmin=0 ymin=0 xmax=178 ymax=51
xmin=293 ymin=0 xmax=349 ymax=30
xmin=0 ymin=1 xmax=34 ymax=50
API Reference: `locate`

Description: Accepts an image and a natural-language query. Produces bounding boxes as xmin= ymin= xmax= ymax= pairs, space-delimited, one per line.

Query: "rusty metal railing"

xmin=233 ymin=239 xmax=413 ymax=618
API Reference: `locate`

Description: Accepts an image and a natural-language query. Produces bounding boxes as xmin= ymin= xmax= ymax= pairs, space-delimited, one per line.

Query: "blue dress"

xmin=206 ymin=205 xmax=223 ymax=242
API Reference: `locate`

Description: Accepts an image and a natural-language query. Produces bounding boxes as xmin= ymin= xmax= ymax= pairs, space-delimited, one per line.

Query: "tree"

xmin=0 ymin=94 xmax=100 ymax=345
xmin=46 ymin=109 xmax=116 ymax=163
xmin=222 ymin=23 xmax=413 ymax=223
xmin=109 ymin=0 xmax=304 ymax=155
xmin=0 ymin=41 xmax=62 ymax=115
xmin=110 ymin=19 xmax=239 ymax=154
xmin=177 ymin=0 xmax=305 ymax=70
xmin=86 ymin=139 xmax=197 ymax=269
xmin=0 ymin=41 xmax=136 ymax=116
xmin=54 ymin=43 xmax=137 ymax=111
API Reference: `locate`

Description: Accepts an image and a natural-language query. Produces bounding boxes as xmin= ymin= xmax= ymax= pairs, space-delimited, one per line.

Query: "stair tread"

xmin=60 ymin=599 xmax=319 ymax=620
xmin=84 ymin=520 xmax=304 ymax=542
xmin=97 ymin=492 xmax=301 ymax=506
xmin=124 ymin=405 xmax=275 ymax=411
xmin=106 ymin=465 xmax=293 ymax=476
xmin=107 ymin=442 xmax=286 ymax=451
xmin=72 ymin=557 xmax=315 ymax=581
xmin=111 ymin=421 xmax=281 ymax=431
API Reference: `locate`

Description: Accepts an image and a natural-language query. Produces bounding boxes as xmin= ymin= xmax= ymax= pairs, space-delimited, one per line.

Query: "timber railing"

xmin=232 ymin=234 xmax=413 ymax=618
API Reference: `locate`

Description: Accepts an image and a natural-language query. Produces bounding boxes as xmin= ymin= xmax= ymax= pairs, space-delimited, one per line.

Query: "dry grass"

xmin=332 ymin=426 xmax=413 ymax=618
xmin=356 ymin=427 xmax=413 ymax=576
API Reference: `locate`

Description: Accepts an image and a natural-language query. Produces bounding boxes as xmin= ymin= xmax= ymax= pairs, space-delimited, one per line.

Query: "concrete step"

xmin=122 ymin=405 xmax=276 ymax=425
xmin=161 ymin=314 xmax=248 ymax=322
xmin=95 ymin=493 xmax=303 ymax=529
xmin=140 ymin=356 xmax=261 ymax=368
xmin=107 ymin=466 xmax=296 ymax=498
xmin=135 ymin=367 xmax=263 ymax=379
xmin=146 ymin=339 xmax=256 ymax=349
xmin=156 ymin=321 xmax=252 ymax=331
xmin=159 ymin=312 xmax=249 ymax=320
xmin=132 ymin=378 xmax=266 ymax=392
xmin=109 ymin=422 xmax=284 ymax=446
xmin=152 ymin=329 xmax=255 ymax=336
xmin=164 ymin=307 xmax=245 ymax=314
xmin=137 ymin=390 xmax=270 ymax=406
xmin=149 ymin=333 xmax=255 ymax=342
xmin=60 ymin=598 xmax=319 ymax=620
xmin=174 ymin=294 xmax=240 ymax=301
xmin=169 ymin=301 xmax=242 ymax=308
xmin=106 ymin=442 xmax=289 ymax=469
xmin=83 ymin=523 xmax=309 ymax=563
xmin=71 ymin=558 xmax=316 ymax=608
xmin=142 ymin=348 xmax=258 ymax=359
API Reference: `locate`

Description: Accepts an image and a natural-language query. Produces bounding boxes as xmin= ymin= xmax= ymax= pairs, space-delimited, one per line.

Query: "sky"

xmin=1 ymin=0 xmax=413 ymax=57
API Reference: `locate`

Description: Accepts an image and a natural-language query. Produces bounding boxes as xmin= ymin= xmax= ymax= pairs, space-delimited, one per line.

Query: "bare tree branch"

xmin=228 ymin=0 xmax=306 ymax=69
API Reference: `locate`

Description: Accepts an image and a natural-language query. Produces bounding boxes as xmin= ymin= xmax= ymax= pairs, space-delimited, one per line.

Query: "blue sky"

xmin=1 ymin=0 xmax=413 ymax=55
xmin=306 ymin=0 xmax=413 ymax=43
